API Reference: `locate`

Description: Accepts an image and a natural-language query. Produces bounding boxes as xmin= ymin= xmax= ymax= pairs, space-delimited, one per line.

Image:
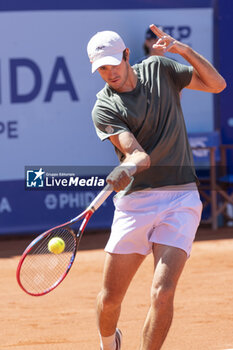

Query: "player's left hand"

xmin=149 ymin=24 xmax=188 ymax=55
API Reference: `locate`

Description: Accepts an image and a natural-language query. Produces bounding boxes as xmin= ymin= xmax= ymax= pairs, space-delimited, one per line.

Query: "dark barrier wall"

xmin=0 ymin=0 xmax=214 ymax=11
xmin=217 ymin=0 xmax=233 ymax=168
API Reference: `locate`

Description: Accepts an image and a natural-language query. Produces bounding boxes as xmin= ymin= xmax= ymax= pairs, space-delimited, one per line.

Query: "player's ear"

xmin=123 ymin=48 xmax=130 ymax=62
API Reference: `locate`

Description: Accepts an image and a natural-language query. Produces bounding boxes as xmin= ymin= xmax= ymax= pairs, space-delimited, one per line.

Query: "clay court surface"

xmin=1 ymin=227 xmax=233 ymax=350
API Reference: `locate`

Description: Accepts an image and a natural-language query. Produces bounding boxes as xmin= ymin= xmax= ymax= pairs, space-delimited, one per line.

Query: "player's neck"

xmin=117 ymin=65 xmax=138 ymax=93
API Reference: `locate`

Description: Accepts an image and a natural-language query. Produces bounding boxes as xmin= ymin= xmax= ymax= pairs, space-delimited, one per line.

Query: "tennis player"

xmin=87 ymin=25 xmax=226 ymax=350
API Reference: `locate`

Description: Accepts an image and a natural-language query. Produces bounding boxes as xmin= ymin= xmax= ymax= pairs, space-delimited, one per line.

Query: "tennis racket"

xmin=16 ymin=184 xmax=113 ymax=296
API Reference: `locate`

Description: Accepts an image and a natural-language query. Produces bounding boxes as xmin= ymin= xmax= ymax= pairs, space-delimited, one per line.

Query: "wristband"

xmin=119 ymin=162 xmax=137 ymax=176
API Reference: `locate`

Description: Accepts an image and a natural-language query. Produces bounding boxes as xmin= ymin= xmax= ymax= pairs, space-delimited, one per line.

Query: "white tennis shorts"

xmin=105 ymin=183 xmax=202 ymax=257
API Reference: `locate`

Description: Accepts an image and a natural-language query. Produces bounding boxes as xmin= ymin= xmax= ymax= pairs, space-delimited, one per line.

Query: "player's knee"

xmin=150 ymin=282 xmax=175 ymax=308
xmin=97 ymin=289 xmax=121 ymax=312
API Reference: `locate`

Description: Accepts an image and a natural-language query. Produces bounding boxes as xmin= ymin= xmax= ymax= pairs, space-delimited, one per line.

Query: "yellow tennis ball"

xmin=48 ymin=237 xmax=65 ymax=254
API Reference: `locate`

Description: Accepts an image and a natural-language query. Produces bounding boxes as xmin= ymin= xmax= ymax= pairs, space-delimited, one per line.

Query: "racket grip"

xmin=87 ymin=183 xmax=113 ymax=212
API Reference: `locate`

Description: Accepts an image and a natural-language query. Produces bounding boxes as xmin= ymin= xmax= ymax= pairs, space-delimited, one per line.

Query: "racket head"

xmin=16 ymin=225 xmax=78 ymax=296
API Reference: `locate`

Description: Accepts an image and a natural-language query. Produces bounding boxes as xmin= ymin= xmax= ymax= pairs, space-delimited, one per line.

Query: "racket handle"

xmin=88 ymin=183 xmax=113 ymax=212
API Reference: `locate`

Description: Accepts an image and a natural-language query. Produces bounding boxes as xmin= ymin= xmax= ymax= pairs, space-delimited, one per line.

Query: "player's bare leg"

xmin=97 ymin=252 xmax=145 ymax=343
xmin=140 ymin=244 xmax=187 ymax=350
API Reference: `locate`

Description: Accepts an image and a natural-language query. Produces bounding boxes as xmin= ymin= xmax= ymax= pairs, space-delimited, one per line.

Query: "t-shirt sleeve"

xmin=92 ymin=102 xmax=130 ymax=141
xmin=159 ymin=56 xmax=193 ymax=91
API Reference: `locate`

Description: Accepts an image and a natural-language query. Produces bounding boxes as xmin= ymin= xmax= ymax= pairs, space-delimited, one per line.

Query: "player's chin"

xmin=109 ymin=79 xmax=122 ymax=90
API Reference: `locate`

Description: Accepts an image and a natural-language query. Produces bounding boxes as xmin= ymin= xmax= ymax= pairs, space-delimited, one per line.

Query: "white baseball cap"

xmin=87 ymin=31 xmax=126 ymax=73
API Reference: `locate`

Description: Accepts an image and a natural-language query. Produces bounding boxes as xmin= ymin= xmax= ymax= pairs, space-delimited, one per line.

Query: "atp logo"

xmin=26 ymin=168 xmax=45 ymax=187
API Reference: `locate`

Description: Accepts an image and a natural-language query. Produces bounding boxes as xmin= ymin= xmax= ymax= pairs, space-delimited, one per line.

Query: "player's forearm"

xmin=123 ymin=150 xmax=151 ymax=176
xmin=109 ymin=132 xmax=151 ymax=176
xmin=106 ymin=151 xmax=150 ymax=192
xmin=180 ymin=45 xmax=226 ymax=93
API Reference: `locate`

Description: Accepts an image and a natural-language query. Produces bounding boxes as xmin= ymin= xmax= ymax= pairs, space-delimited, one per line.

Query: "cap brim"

xmin=92 ymin=52 xmax=123 ymax=73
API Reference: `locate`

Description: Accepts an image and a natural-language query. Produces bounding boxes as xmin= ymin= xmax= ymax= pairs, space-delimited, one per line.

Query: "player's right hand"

xmin=106 ymin=166 xmax=132 ymax=192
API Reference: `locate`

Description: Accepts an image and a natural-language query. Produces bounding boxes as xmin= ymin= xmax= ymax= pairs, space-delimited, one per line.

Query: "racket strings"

xmin=19 ymin=227 xmax=77 ymax=295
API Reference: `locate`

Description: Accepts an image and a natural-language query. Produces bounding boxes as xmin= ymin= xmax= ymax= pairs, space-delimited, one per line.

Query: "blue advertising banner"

xmin=0 ymin=0 xmax=218 ymax=234
xmin=0 ymin=179 xmax=115 ymax=234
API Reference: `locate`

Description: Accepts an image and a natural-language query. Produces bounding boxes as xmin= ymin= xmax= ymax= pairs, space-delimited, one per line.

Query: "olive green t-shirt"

xmin=92 ymin=56 xmax=197 ymax=193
